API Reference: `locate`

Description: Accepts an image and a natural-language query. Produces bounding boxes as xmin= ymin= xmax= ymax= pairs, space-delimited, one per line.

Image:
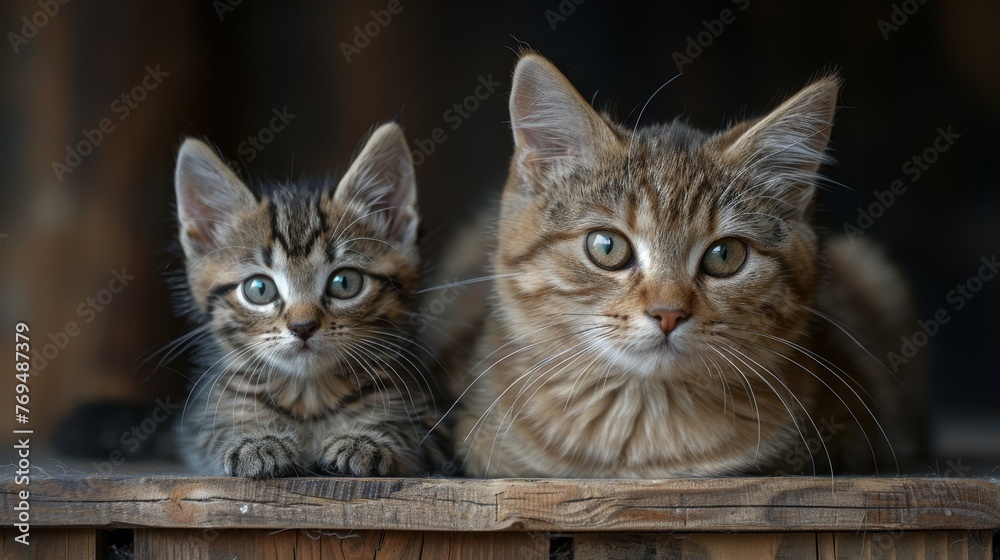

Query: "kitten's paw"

xmin=223 ymin=435 xmax=298 ymax=478
xmin=319 ymin=433 xmax=395 ymax=476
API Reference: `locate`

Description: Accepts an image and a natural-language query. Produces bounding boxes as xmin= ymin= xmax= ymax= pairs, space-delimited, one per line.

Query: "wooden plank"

xmin=574 ymin=533 xmax=817 ymax=559
xmin=291 ymin=530 xmax=422 ymax=560
xmin=573 ymin=533 xmax=662 ymax=559
xmin=135 ymin=529 xmax=291 ymax=559
xmin=1 ymin=477 xmax=998 ymax=532
xmin=816 ymin=530 xmax=993 ymax=559
xmin=356 ymin=531 xmax=423 ymax=560
xmin=420 ymin=532 xmax=548 ymax=560
xmin=0 ymin=529 xmax=96 ymax=560
xmin=134 ymin=529 xmax=424 ymax=560
xmin=133 ymin=530 xmax=544 ymax=559
xmin=817 ymin=533 xmax=835 ymax=560
xmin=668 ymin=533 xmax=817 ymax=560
xmin=577 ymin=531 xmax=996 ymax=559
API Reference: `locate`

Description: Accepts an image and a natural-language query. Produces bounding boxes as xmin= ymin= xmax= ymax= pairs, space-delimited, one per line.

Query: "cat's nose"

xmin=289 ymin=320 xmax=319 ymax=340
xmin=647 ymin=307 xmax=689 ymax=334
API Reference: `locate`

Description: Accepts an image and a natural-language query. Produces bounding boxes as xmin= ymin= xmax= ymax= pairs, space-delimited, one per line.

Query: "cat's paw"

xmin=318 ymin=433 xmax=395 ymax=476
xmin=223 ymin=435 xmax=298 ymax=478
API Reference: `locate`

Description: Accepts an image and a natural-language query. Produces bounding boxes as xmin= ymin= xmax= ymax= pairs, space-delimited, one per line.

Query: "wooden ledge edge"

xmin=1 ymin=476 xmax=998 ymax=532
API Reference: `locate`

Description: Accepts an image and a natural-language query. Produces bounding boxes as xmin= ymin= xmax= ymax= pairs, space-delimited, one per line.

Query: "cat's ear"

xmin=509 ymin=54 xmax=618 ymax=182
xmin=175 ymin=138 xmax=257 ymax=258
xmin=723 ymin=76 xmax=839 ymax=215
xmin=335 ymin=122 xmax=418 ymax=245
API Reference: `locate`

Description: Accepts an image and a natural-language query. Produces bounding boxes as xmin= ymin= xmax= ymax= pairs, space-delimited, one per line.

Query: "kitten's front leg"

xmin=316 ymin=424 xmax=425 ymax=477
xmin=222 ymin=430 xmax=301 ymax=479
xmin=183 ymin=387 xmax=304 ymax=478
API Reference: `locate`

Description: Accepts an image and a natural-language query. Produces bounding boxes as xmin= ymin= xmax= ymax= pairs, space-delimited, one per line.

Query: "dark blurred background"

xmin=0 ymin=1 xmax=996 ymax=473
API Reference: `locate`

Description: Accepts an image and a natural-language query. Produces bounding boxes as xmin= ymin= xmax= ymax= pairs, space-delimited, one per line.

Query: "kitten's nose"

xmin=289 ymin=320 xmax=319 ymax=340
xmin=647 ymin=307 xmax=689 ymax=334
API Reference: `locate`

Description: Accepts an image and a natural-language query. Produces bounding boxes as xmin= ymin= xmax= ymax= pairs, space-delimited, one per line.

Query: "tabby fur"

xmin=174 ymin=123 xmax=448 ymax=478
xmin=449 ymin=55 xmax=924 ymax=478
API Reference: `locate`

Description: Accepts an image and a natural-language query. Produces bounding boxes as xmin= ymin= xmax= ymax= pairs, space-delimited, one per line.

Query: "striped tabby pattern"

xmin=174 ymin=123 xmax=448 ymax=478
xmin=451 ymin=55 xmax=924 ymax=478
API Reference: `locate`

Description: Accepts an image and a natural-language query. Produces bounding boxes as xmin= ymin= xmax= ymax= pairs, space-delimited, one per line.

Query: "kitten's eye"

xmin=701 ymin=238 xmax=748 ymax=277
xmin=327 ymin=268 xmax=364 ymax=299
xmin=585 ymin=230 xmax=633 ymax=270
xmin=242 ymin=275 xmax=279 ymax=305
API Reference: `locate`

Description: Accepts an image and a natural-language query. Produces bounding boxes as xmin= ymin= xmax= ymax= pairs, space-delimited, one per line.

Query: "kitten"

xmin=449 ymin=55 xmax=925 ymax=478
xmin=174 ymin=123 xmax=448 ymax=478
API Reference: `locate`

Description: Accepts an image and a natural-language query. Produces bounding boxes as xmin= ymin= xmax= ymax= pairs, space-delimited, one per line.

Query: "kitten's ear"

xmin=509 ymin=54 xmax=618 ymax=182
xmin=724 ymin=76 xmax=840 ymax=215
xmin=175 ymin=138 xmax=256 ymax=258
xmin=335 ymin=122 xmax=418 ymax=245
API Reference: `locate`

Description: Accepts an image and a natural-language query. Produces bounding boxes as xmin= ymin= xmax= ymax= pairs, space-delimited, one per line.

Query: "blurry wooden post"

xmin=0 ymin=2 xmax=197 ymax=442
xmin=0 ymin=0 xmax=488 ymax=448
xmin=0 ymin=0 xmax=450 ymax=448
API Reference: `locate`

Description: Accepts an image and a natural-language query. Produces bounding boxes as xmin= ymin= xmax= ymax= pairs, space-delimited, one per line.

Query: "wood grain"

xmin=133 ymin=529 xmax=408 ymax=560
xmin=816 ymin=529 xmax=993 ymax=560
xmin=0 ymin=529 xmax=96 ymax=560
xmin=575 ymin=531 xmax=994 ymax=560
xmin=132 ymin=530 xmax=547 ymax=560
xmin=420 ymin=532 xmax=548 ymax=560
xmin=1 ymin=476 xmax=998 ymax=533
xmin=575 ymin=532 xmax=817 ymax=560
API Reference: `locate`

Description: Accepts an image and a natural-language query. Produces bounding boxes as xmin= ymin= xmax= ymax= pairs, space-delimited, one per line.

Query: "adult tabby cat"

xmin=174 ymin=123 xmax=448 ymax=477
xmin=449 ymin=55 xmax=925 ymax=478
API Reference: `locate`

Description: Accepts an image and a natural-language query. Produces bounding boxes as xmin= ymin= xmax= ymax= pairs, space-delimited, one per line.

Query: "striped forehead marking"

xmin=268 ymin=197 xmax=330 ymax=259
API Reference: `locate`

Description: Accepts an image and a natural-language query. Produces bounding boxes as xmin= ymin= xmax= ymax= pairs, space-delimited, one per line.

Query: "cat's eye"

xmin=585 ymin=230 xmax=633 ymax=270
xmin=701 ymin=238 xmax=748 ymax=278
xmin=327 ymin=268 xmax=364 ymax=299
xmin=242 ymin=275 xmax=279 ymax=305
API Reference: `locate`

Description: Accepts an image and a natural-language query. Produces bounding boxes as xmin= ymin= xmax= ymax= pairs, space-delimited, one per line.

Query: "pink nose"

xmin=648 ymin=307 xmax=689 ymax=333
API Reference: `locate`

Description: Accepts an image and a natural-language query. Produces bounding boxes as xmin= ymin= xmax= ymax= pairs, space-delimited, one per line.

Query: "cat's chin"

xmin=264 ymin=345 xmax=342 ymax=377
xmin=602 ymin=337 xmax=694 ymax=379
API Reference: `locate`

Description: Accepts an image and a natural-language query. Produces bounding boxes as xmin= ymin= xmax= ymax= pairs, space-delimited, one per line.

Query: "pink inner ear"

xmin=185 ymin=223 xmax=201 ymax=241
xmin=179 ymin=192 xmax=219 ymax=250
xmin=185 ymin=222 xmax=211 ymax=248
xmin=181 ymin=188 xmax=235 ymax=253
xmin=386 ymin=204 xmax=416 ymax=242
